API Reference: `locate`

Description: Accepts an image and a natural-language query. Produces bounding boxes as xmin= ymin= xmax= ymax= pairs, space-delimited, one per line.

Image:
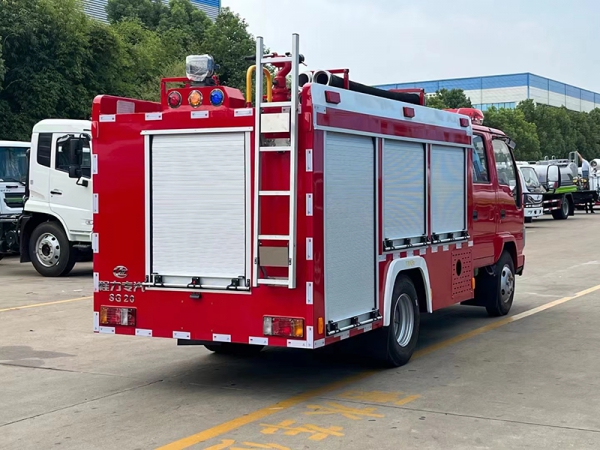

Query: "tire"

xmin=479 ymin=251 xmax=515 ymax=317
xmin=371 ymin=274 xmax=420 ymax=367
xmin=29 ymin=222 xmax=77 ymax=277
xmin=551 ymin=195 xmax=569 ymax=220
xmin=204 ymin=343 xmax=264 ymax=356
xmin=524 ymin=216 xmax=532 ymax=223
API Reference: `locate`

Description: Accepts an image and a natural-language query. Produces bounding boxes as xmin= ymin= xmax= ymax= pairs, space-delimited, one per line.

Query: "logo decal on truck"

xmin=113 ymin=266 xmax=128 ymax=279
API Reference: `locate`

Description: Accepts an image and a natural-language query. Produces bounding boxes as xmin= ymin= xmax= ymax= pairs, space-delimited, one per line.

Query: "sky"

xmin=221 ymin=0 xmax=600 ymax=92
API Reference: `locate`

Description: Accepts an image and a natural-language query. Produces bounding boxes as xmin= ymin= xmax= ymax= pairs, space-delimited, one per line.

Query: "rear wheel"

xmin=552 ymin=195 xmax=569 ymax=220
xmin=371 ymin=274 xmax=420 ymax=367
xmin=29 ymin=222 xmax=77 ymax=277
xmin=204 ymin=343 xmax=264 ymax=356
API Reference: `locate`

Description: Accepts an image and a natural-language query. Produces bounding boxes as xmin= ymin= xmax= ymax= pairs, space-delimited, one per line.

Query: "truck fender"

xmin=493 ymin=234 xmax=518 ymax=267
xmin=382 ymin=256 xmax=432 ymax=326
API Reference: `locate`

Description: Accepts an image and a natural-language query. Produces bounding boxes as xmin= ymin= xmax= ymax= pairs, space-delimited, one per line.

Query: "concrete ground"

xmin=1 ymin=212 xmax=600 ymax=450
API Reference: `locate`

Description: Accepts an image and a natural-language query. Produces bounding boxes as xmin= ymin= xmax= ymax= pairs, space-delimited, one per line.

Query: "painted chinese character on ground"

xmin=260 ymin=419 xmax=344 ymax=441
xmin=304 ymin=402 xmax=384 ymax=420
xmin=204 ymin=439 xmax=290 ymax=450
xmin=338 ymin=390 xmax=421 ymax=406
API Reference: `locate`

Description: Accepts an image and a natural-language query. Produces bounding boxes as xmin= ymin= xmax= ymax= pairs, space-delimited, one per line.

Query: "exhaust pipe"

xmin=312 ymin=70 xmax=422 ymax=106
xmin=298 ymin=71 xmax=313 ymax=87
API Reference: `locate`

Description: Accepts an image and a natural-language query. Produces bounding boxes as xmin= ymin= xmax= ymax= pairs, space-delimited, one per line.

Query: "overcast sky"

xmin=222 ymin=0 xmax=600 ymax=92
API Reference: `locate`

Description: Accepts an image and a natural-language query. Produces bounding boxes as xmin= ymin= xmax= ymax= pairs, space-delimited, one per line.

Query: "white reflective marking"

xmin=173 ymin=331 xmax=190 ymax=340
xmin=306 ymin=149 xmax=313 ymax=172
xmin=93 ymin=273 xmax=99 ymax=292
xmin=306 ymin=238 xmax=313 ymax=260
xmin=306 ymin=193 xmax=313 ymax=216
xmin=135 ymin=329 xmax=152 ymax=337
xmin=234 ymin=108 xmax=253 ymax=117
xmin=99 ymin=114 xmax=116 ymax=122
xmin=249 ymin=336 xmax=268 ymax=345
xmin=191 ymin=111 xmax=209 ymax=119
xmin=306 ymin=282 xmax=313 ymax=305
xmin=93 ymin=311 xmax=99 ymax=332
xmin=213 ymin=334 xmax=231 ymax=343
xmin=92 ymin=233 xmax=99 ymax=253
xmin=99 ymin=327 xmax=115 ymax=334
xmin=93 ymin=194 xmax=99 ymax=214
xmin=145 ymin=112 xmax=162 ymax=121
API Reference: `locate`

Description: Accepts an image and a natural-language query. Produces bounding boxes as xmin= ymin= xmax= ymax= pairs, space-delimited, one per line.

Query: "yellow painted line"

xmin=156 ymin=372 xmax=376 ymax=450
xmin=156 ymin=282 xmax=600 ymax=450
xmin=0 ymin=296 xmax=92 ymax=313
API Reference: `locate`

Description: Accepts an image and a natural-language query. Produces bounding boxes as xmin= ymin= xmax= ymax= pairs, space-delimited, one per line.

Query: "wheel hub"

xmin=36 ymin=232 xmax=60 ymax=267
xmin=393 ymin=293 xmax=415 ymax=347
xmin=500 ymin=264 xmax=514 ymax=303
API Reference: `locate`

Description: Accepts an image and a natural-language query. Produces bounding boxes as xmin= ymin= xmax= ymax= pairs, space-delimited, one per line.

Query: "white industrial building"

xmin=83 ymin=0 xmax=220 ymax=23
xmin=374 ymin=73 xmax=600 ymax=113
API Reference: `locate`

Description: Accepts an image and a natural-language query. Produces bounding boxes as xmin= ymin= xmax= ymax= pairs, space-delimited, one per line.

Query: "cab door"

xmin=48 ymin=134 xmax=92 ymax=239
xmin=470 ymin=134 xmax=497 ymax=266
xmin=491 ymin=138 xmax=523 ymax=242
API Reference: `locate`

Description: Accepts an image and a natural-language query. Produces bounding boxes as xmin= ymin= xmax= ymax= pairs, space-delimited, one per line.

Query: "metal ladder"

xmin=252 ymin=34 xmax=300 ymax=289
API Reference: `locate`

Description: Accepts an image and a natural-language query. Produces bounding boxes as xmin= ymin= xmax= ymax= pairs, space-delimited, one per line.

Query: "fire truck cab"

xmin=91 ymin=34 xmax=524 ymax=367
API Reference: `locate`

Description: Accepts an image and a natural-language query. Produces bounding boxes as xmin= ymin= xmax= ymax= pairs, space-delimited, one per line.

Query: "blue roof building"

xmin=83 ymin=0 xmax=221 ymax=23
xmin=374 ymin=73 xmax=600 ymax=113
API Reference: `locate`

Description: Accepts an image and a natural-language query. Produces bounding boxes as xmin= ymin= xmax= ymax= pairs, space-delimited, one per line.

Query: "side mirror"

xmin=547 ymin=165 xmax=560 ymax=190
xmin=68 ymin=165 xmax=82 ymax=179
xmin=69 ymin=139 xmax=83 ymax=164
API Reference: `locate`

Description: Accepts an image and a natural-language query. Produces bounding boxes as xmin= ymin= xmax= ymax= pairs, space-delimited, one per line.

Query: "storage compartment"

xmin=147 ymin=131 xmax=249 ymax=288
xmin=324 ymin=132 xmax=376 ymax=327
xmin=382 ymin=139 xmax=426 ymax=248
xmin=430 ymin=145 xmax=467 ymax=240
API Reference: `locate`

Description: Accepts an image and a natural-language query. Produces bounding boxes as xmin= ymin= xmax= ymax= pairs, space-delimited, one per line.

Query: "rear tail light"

xmin=100 ymin=306 xmax=136 ymax=327
xmin=263 ymin=316 xmax=304 ymax=338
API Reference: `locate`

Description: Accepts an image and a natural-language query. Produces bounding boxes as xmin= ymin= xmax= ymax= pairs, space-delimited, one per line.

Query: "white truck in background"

xmin=517 ymin=163 xmax=544 ymax=223
xmin=15 ymin=119 xmax=94 ymax=276
xmin=0 ymin=141 xmax=30 ymax=260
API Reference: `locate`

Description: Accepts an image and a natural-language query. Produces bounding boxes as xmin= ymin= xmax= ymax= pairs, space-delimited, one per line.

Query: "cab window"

xmin=471 ymin=135 xmax=489 ymax=183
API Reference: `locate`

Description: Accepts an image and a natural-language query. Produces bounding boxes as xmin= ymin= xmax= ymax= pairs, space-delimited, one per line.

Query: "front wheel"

xmin=480 ymin=251 xmax=515 ymax=317
xmin=29 ymin=222 xmax=77 ymax=277
xmin=524 ymin=216 xmax=533 ymax=223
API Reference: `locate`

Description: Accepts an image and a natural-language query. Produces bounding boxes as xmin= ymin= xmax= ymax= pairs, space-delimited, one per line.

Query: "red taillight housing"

xmin=263 ymin=316 xmax=304 ymax=338
xmin=100 ymin=306 xmax=136 ymax=327
xmin=168 ymin=91 xmax=182 ymax=108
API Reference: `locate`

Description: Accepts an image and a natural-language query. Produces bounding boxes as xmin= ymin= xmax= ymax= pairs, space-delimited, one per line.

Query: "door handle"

xmin=50 ymin=189 xmax=62 ymax=195
xmin=500 ymin=209 xmax=506 ymax=219
xmin=473 ymin=210 xmax=478 ymax=220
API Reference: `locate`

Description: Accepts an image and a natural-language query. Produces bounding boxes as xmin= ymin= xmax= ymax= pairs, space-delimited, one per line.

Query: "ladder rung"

xmin=260 ymin=146 xmax=292 ymax=152
xmin=260 ymin=101 xmax=292 ymax=109
xmin=259 ymin=190 xmax=290 ymax=196
xmin=257 ymin=279 xmax=290 ymax=286
xmin=259 ymin=235 xmax=290 ymax=241
xmin=261 ymin=57 xmax=293 ymax=64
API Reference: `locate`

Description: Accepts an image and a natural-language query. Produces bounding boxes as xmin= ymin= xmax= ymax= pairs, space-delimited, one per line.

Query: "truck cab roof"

xmin=0 ymin=140 xmax=30 ymax=148
xmin=32 ymin=119 xmax=91 ymax=134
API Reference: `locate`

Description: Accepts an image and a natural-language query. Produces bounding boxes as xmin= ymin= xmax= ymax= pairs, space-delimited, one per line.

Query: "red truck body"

xmin=91 ymin=35 xmax=524 ymax=366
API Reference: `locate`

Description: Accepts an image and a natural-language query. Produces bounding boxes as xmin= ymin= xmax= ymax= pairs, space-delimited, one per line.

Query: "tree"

xmin=0 ymin=0 xmax=128 ymax=140
xmin=202 ymin=7 xmax=255 ymax=89
xmin=106 ymin=0 xmax=167 ymax=30
xmin=426 ymin=88 xmax=473 ymax=110
xmin=483 ymin=107 xmax=541 ymax=161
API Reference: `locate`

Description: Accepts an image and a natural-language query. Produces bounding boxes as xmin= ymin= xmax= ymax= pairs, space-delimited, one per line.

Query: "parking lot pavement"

xmin=0 ymin=257 xmax=93 ymax=309
xmin=2 ymin=212 xmax=600 ymax=450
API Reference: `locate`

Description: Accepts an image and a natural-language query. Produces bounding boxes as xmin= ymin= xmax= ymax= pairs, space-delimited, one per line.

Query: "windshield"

xmin=0 ymin=146 xmax=29 ymax=183
xmin=520 ymin=167 xmax=541 ymax=189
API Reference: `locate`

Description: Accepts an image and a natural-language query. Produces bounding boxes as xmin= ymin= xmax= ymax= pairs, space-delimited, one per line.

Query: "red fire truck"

xmin=89 ymin=34 xmax=525 ymax=367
